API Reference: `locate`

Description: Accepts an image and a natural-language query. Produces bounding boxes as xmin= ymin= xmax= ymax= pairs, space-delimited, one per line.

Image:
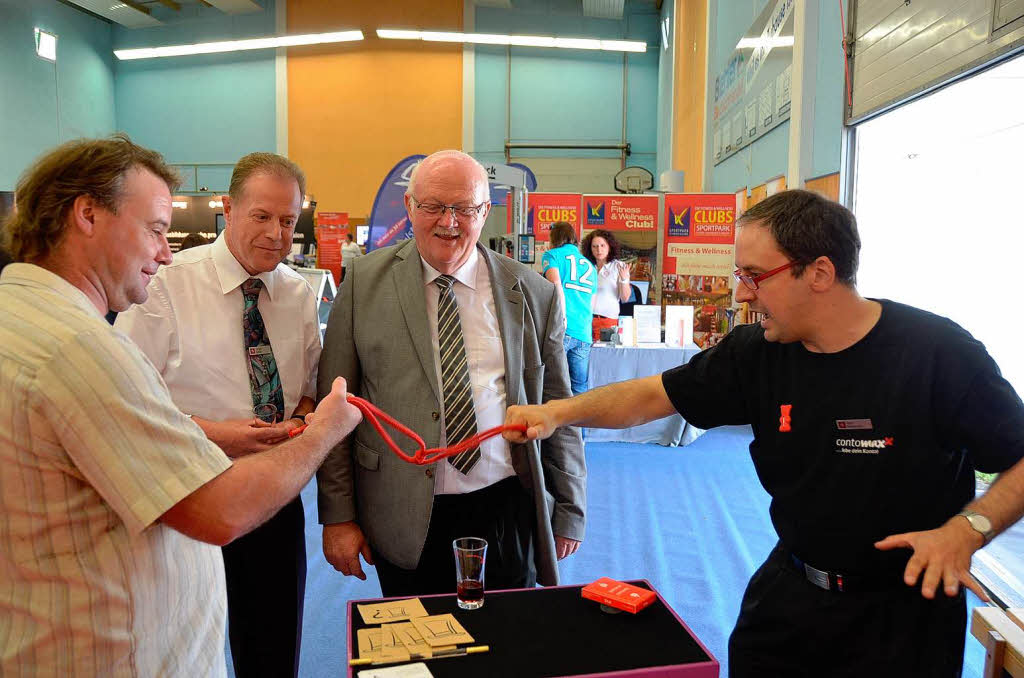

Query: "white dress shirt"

xmin=341 ymin=241 xmax=363 ymax=268
xmin=420 ymin=248 xmax=515 ymax=495
xmin=591 ymin=260 xmax=624 ymax=318
xmin=115 ymin=234 xmax=321 ymax=422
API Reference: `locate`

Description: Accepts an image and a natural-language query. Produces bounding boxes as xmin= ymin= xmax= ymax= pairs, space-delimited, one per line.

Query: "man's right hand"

xmin=323 ymin=521 xmax=374 ymax=580
xmin=304 ymin=377 xmax=362 ymax=448
xmin=197 ymin=418 xmax=291 ymax=458
xmin=504 ymin=403 xmax=560 ymax=443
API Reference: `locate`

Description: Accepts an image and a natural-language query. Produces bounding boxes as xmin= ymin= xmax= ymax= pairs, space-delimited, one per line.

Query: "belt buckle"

xmin=803 ymin=562 xmax=830 ymax=591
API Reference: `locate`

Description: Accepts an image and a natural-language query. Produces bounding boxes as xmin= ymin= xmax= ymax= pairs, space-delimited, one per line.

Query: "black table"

xmin=346 ymin=581 xmax=718 ymax=677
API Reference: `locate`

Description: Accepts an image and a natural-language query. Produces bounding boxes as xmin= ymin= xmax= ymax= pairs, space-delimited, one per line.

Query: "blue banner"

xmin=367 ymin=156 xmax=537 ymax=252
xmin=367 ymin=154 xmax=425 ymax=252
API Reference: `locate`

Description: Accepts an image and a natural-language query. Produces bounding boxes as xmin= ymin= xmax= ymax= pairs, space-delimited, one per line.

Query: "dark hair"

xmin=345 ymin=232 xmax=354 ymax=242
xmin=737 ymin=189 xmax=861 ymax=286
xmin=581 ymin=229 xmax=622 ymax=266
xmin=228 ymin=152 xmax=306 ymax=203
xmin=178 ymin=232 xmax=209 ymax=251
xmin=548 ymin=221 xmax=577 ymax=248
xmin=3 ymin=134 xmax=179 ymax=263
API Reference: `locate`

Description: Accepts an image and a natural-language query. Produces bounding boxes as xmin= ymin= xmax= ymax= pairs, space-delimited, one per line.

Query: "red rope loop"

xmin=288 ymin=395 xmax=527 ymax=466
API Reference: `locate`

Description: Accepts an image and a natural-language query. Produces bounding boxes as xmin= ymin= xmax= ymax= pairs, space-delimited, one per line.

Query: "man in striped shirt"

xmin=0 ymin=135 xmax=361 ymax=677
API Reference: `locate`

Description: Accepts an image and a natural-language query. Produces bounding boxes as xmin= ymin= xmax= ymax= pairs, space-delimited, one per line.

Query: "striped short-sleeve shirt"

xmin=0 ymin=264 xmax=232 ymax=677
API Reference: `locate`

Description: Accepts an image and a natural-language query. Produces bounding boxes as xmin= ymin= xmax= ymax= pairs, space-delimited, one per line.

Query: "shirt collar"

xmin=419 ymin=246 xmax=479 ymax=291
xmin=211 ymin=232 xmax=281 ymax=301
xmin=0 ymin=263 xmax=106 ymax=319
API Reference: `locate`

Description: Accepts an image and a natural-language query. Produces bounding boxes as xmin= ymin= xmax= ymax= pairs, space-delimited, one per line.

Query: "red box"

xmin=581 ymin=577 xmax=658 ymax=614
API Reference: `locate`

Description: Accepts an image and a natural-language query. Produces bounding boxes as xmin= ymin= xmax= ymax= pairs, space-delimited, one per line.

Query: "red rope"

xmin=287 ymin=395 xmax=528 ymax=466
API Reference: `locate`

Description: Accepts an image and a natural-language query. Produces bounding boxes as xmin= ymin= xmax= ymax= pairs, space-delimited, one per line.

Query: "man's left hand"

xmin=555 ymin=536 xmax=581 ymax=560
xmin=874 ymin=517 xmax=989 ymax=601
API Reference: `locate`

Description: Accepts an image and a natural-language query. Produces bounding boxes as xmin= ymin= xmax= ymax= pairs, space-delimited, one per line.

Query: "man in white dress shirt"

xmin=116 ymin=153 xmax=321 ymax=677
xmin=341 ymin=232 xmax=362 ymax=280
xmin=317 ymin=150 xmax=587 ymax=597
xmin=0 ymin=135 xmax=360 ymax=676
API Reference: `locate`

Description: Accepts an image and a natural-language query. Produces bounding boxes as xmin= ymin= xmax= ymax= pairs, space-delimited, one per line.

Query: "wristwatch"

xmin=956 ymin=511 xmax=994 ymax=544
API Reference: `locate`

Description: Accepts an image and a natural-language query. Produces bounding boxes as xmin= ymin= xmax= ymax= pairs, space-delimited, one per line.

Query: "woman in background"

xmin=581 ymin=229 xmax=631 ymax=339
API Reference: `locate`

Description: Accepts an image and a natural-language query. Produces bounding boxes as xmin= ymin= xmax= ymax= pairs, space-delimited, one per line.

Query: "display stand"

xmin=292 ymin=266 xmax=336 ymax=336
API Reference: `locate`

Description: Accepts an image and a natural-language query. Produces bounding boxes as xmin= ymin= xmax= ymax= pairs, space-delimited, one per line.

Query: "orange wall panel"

xmin=287 ymin=1 xmax=463 ymax=216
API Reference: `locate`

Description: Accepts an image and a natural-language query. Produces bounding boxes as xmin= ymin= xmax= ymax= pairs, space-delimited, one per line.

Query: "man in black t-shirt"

xmin=503 ymin=189 xmax=1024 ymax=677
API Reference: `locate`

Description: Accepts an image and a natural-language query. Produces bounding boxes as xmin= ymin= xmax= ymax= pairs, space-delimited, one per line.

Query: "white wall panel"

xmin=849 ymin=0 xmax=1024 ymax=121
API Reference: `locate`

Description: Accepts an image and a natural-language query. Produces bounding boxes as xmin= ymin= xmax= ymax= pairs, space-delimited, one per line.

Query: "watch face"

xmin=971 ymin=514 xmax=993 ymax=533
xmin=965 ymin=512 xmax=993 ymax=536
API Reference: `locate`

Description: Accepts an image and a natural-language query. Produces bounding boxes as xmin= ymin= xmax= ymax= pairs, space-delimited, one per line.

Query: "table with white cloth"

xmin=585 ymin=343 xmax=705 ymax=446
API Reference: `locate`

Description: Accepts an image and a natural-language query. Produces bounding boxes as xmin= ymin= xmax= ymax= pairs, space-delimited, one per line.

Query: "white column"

xmin=787 ymin=0 xmax=819 ymax=188
xmin=462 ymin=1 xmax=476 ymax=153
xmin=274 ymin=0 xmax=288 ymax=156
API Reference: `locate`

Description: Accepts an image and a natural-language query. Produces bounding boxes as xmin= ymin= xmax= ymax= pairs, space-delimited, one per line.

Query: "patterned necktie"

xmin=242 ymin=278 xmax=284 ymax=421
xmin=435 ymin=275 xmax=481 ymax=474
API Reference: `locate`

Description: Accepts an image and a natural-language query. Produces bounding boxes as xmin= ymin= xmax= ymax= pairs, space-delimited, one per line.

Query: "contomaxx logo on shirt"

xmin=835 ymin=437 xmax=894 ymax=455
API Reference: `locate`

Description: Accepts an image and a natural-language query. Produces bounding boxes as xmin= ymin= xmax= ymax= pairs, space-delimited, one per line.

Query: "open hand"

xmin=875 ymin=517 xmax=988 ymax=600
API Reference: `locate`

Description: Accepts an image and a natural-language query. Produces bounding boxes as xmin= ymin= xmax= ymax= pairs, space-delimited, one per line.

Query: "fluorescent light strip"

xmin=377 ymin=29 xmax=645 ymax=53
xmin=114 ymin=30 xmax=364 ymax=60
xmin=736 ymin=35 xmax=794 ymax=50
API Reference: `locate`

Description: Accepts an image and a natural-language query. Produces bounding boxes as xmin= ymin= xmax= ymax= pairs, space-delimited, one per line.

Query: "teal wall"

xmin=113 ymin=1 xmax=277 ymax=170
xmin=706 ymin=0 xmax=844 ymax=192
xmin=0 ymin=0 xmax=116 ymax=190
xmin=472 ymin=0 xmax=660 ymax=179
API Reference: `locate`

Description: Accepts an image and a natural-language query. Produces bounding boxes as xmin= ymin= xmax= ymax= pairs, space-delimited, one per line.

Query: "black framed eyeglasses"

xmin=733 ymin=261 xmax=796 ymax=291
xmin=411 ymin=196 xmax=489 ymax=220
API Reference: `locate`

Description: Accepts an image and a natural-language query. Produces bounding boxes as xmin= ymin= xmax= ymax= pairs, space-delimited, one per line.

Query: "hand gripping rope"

xmin=288 ymin=395 xmax=528 ymax=466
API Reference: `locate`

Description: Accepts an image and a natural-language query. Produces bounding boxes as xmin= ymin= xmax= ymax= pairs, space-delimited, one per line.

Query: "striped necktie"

xmin=242 ymin=278 xmax=284 ymax=421
xmin=435 ymin=275 xmax=480 ymax=474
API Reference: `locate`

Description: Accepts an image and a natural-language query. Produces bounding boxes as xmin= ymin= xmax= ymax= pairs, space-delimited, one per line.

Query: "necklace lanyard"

xmin=288 ymin=395 xmax=528 ymax=466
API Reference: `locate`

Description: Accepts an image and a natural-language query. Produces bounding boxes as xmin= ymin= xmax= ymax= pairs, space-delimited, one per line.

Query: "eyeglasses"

xmin=411 ymin=196 xmax=489 ymax=220
xmin=733 ymin=261 xmax=796 ymax=291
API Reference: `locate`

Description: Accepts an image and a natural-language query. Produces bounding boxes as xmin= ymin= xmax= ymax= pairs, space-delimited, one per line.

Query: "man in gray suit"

xmin=316 ymin=150 xmax=586 ymax=596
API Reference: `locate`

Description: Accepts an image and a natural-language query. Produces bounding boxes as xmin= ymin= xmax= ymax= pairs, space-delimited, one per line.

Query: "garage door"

xmin=847 ymin=0 xmax=1024 ymax=122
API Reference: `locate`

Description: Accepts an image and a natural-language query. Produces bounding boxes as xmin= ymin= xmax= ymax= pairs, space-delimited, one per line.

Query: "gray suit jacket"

xmin=316 ymin=239 xmax=586 ymax=586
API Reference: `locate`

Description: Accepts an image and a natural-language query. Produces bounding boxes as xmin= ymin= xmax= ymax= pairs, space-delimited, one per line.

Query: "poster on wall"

xmin=661 ymin=194 xmax=737 ymax=348
xmin=711 ymin=0 xmax=795 ymax=165
xmin=581 ymin=194 xmax=660 ymax=289
xmin=507 ymin=193 xmax=582 ymax=271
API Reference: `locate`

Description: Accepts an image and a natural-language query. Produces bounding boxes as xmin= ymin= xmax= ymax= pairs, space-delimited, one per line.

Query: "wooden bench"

xmin=971 ymin=607 xmax=1024 ymax=677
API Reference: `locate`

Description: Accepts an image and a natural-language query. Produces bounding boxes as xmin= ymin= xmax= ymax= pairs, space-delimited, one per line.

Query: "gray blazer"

xmin=316 ymin=239 xmax=586 ymax=586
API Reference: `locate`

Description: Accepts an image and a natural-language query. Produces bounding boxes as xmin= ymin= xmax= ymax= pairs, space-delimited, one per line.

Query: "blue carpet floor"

xmin=238 ymin=425 xmax=987 ymax=677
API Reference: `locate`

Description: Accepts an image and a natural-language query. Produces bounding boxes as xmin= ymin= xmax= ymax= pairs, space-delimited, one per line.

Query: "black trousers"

xmin=222 ymin=496 xmax=306 ymax=678
xmin=374 ymin=476 xmax=537 ymax=598
xmin=728 ymin=542 xmax=966 ymax=678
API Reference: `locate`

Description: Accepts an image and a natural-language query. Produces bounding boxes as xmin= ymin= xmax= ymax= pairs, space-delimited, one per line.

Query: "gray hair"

xmin=406 ymin=150 xmax=490 ymax=201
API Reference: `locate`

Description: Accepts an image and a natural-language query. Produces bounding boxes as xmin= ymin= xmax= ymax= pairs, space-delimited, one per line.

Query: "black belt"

xmin=782 ymin=549 xmax=903 ymax=593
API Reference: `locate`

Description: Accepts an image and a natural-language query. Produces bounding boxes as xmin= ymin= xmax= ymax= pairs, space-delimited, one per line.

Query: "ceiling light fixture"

xmin=377 ymin=29 xmax=646 ymax=53
xmin=114 ymin=30 xmax=364 ymax=60
xmin=736 ymin=35 xmax=794 ymax=50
